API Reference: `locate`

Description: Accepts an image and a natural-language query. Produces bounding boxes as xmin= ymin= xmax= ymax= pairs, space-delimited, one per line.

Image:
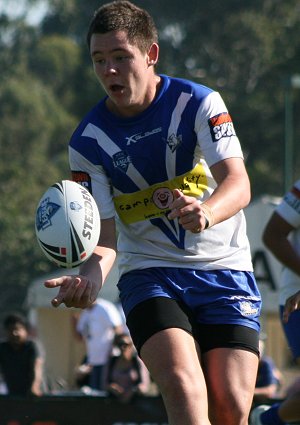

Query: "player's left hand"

xmin=167 ymin=189 xmax=206 ymax=232
xmin=44 ymin=275 xmax=101 ymax=309
xmin=283 ymin=290 xmax=300 ymax=323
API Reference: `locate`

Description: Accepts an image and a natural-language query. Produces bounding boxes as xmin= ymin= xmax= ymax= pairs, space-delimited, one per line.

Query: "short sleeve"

xmin=195 ymin=91 xmax=244 ymax=167
xmin=276 ymin=180 xmax=300 ymax=228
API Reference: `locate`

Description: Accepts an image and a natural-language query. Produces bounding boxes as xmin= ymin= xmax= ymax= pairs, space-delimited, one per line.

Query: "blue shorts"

xmin=118 ymin=267 xmax=261 ymax=331
xmin=280 ymin=305 xmax=300 ymax=360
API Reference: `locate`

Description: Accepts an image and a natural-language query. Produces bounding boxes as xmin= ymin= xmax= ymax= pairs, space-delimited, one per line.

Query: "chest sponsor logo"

xmin=125 ymin=127 xmax=162 ymax=146
xmin=114 ymin=163 xmax=208 ymax=224
xmin=208 ymin=112 xmax=236 ymax=142
xmin=113 ymin=151 xmax=132 ymax=173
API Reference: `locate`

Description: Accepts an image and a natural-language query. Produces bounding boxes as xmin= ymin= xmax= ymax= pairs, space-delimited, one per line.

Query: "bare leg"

xmin=140 ymin=327 xmax=211 ymax=425
xmin=202 ymin=348 xmax=258 ymax=425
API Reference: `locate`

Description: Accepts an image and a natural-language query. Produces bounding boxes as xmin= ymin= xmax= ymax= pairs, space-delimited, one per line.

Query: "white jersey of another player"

xmin=275 ymin=180 xmax=300 ymax=305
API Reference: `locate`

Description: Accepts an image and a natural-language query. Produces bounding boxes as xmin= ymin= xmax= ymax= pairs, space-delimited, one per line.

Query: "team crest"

xmin=239 ymin=301 xmax=259 ymax=317
xmin=36 ymin=197 xmax=60 ymax=231
xmin=166 ymin=134 xmax=182 ymax=153
xmin=152 ymin=187 xmax=174 ymax=209
xmin=112 ymin=151 xmax=132 ymax=173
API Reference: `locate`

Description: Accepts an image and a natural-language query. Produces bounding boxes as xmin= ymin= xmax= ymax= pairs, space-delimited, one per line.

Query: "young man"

xmin=45 ymin=2 xmax=261 ymax=424
xmin=251 ymin=180 xmax=300 ymax=425
xmin=0 ymin=313 xmax=44 ymax=396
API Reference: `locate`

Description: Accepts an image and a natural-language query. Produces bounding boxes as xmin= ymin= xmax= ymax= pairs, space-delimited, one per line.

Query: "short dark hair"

xmin=3 ymin=313 xmax=29 ymax=330
xmin=86 ymin=1 xmax=158 ymax=53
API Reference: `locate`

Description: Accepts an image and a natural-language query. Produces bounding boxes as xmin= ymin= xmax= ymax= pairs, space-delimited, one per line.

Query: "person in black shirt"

xmin=0 ymin=313 xmax=44 ymax=396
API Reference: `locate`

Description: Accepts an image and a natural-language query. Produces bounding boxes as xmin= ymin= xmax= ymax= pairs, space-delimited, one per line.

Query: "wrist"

xmin=201 ymin=203 xmax=215 ymax=229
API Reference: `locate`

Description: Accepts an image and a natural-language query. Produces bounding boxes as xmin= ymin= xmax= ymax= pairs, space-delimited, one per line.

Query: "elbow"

xmin=243 ymin=190 xmax=251 ymax=209
xmin=240 ymin=179 xmax=251 ymax=210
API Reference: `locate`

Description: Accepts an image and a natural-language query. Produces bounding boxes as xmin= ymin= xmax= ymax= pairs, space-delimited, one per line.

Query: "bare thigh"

xmin=140 ymin=328 xmax=211 ymax=425
xmin=202 ymin=347 xmax=259 ymax=425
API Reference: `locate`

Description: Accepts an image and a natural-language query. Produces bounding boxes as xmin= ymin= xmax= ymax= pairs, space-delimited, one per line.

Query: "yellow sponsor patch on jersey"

xmin=113 ymin=164 xmax=208 ymax=224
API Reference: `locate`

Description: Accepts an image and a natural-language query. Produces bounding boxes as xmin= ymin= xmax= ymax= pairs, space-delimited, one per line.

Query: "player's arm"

xmin=203 ymin=156 xmax=251 ymax=222
xmin=263 ymin=212 xmax=300 ymax=277
xmin=44 ymin=217 xmax=117 ymax=309
xmin=168 ymin=157 xmax=250 ymax=232
xmin=283 ymin=290 xmax=300 ymax=323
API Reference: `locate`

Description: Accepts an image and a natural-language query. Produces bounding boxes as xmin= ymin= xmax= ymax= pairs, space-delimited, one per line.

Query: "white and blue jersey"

xmin=69 ymin=74 xmax=253 ymax=276
xmin=276 ymin=180 xmax=300 ymax=305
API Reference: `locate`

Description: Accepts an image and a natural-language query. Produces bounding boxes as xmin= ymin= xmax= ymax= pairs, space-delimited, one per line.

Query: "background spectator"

xmin=72 ymin=297 xmax=123 ymax=391
xmin=104 ymin=333 xmax=150 ymax=404
xmin=0 ymin=312 xmax=44 ymax=396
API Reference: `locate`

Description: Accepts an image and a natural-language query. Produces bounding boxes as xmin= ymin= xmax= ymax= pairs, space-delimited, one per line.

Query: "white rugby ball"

xmin=35 ymin=180 xmax=100 ymax=268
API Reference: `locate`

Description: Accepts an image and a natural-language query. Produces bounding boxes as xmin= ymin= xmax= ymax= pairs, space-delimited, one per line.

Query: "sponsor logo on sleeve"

xmin=71 ymin=171 xmax=92 ymax=193
xmin=208 ymin=112 xmax=236 ymax=142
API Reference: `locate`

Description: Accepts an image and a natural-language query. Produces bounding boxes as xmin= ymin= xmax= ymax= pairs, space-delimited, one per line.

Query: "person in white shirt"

xmin=75 ymin=298 xmax=123 ymax=390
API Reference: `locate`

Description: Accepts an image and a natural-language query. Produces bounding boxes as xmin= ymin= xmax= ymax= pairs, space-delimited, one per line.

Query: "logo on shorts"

xmin=239 ymin=301 xmax=259 ymax=317
xmin=208 ymin=112 xmax=236 ymax=142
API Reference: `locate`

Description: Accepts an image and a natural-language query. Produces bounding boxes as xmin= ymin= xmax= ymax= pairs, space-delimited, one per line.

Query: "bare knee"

xmin=208 ymin=392 xmax=250 ymax=425
xmin=155 ymin=365 xmax=205 ymax=399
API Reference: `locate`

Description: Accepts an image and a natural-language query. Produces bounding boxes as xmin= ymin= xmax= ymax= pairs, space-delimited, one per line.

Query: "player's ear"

xmin=147 ymin=43 xmax=159 ymax=67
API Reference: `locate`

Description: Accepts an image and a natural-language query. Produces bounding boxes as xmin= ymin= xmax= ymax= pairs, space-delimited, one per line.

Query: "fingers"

xmin=168 ymin=189 xmax=203 ymax=231
xmin=44 ymin=275 xmax=98 ymax=309
xmin=168 ymin=189 xmax=190 ymax=220
xmin=44 ymin=276 xmax=72 ymax=288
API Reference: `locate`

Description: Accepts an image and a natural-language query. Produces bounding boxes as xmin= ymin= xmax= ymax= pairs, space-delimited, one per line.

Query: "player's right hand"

xmin=44 ymin=275 xmax=100 ymax=309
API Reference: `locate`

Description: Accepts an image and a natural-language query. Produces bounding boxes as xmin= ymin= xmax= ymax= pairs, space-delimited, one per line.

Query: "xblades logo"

xmin=125 ymin=127 xmax=162 ymax=146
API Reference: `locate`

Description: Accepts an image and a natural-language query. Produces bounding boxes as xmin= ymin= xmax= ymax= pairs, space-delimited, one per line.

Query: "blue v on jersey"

xmin=69 ymin=74 xmax=253 ymax=276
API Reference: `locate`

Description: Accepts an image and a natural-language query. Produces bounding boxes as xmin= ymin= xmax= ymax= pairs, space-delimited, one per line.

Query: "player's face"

xmin=90 ymin=30 xmax=159 ymax=117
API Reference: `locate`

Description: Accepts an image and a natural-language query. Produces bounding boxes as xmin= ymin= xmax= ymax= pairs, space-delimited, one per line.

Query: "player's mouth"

xmin=109 ymin=84 xmax=125 ymax=94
